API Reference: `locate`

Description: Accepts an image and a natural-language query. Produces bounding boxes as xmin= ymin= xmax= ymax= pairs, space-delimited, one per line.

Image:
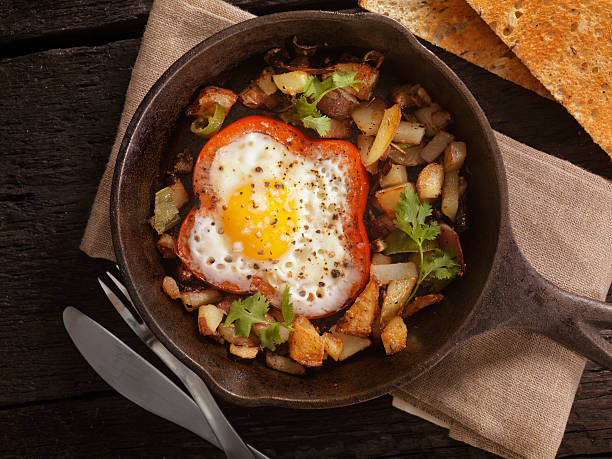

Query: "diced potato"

xmin=357 ymin=135 xmax=379 ymax=174
xmin=317 ymin=88 xmax=359 ymax=119
xmin=185 ymin=86 xmax=238 ymax=116
xmin=393 ymin=121 xmax=426 ymax=145
xmin=265 ymin=352 xmax=306 ymax=375
xmin=334 ymin=278 xmax=379 ymax=337
xmin=156 ymin=233 xmax=176 ymax=258
xmin=334 ymin=333 xmax=371 ymax=361
xmin=414 ymin=104 xmax=451 ymax=136
xmin=229 ymin=343 xmax=259 ymax=359
xmin=441 ymin=169 xmax=459 ymax=221
xmin=402 ymin=294 xmax=444 ymax=318
xmin=370 ymin=262 xmax=418 ymax=286
xmin=374 ymin=182 xmax=415 ymax=218
xmin=168 ymin=180 xmax=189 ymax=209
xmin=420 ymin=131 xmax=454 ymax=163
xmin=390 ymin=84 xmax=432 ymax=108
xmin=218 ymin=324 xmax=260 ymax=346
xmin=162 ymin=276 xmax=180 ymax=300
xmin=416 ymin=163 xmax=444 ymax=201
xmin=371 ymin=253 xmax=392 ymax=265
xmin=239 ymin=83 xmax=280 ymax=110
xmin=272 ymin=71 xmax=309 ymax=95
xmin=363 ymin=104 xmax=401 ymax=166
xmin=443 ymin=141 xmax=467 ymax=172
xmin=289 ymin=316 xmax=324 ymax=367
xmin=197 ymin=304 xmax=225 ymax=336
xmin=254 ymin=68 xmax=278 ymax=95
xmin=388 ymin=144 xmax=425 ymax=166
xmin=351 ymin=99 xmax=386 ymax=135
xmin=381 ymin=316 xmax=407 ymax=355
xmin=333 ymin=62 xmax=379 ymax=100
xmin=379 ymin=278 xmax=417 ymax=329
xmin=318 ymin=118 xmax=352 ymax=139
xmin=181 ymin=289 xmax=223 ymax=310
xmin=322 ymin=333 xmax=344 ymax=361
xmin=380 ymin=164 xmax=408 ymax=188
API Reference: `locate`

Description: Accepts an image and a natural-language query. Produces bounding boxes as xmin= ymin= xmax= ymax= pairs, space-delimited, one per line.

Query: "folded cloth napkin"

xmin=80 ymin=1 xmax=612 ymax=457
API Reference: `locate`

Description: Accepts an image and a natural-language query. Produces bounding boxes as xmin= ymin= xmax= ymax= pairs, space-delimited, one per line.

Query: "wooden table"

xmin=2 ymin=1 xmax=611 ymax=457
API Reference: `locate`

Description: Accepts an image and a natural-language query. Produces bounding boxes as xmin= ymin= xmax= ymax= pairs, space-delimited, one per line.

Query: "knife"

xmin=63 ymin=307 xmax=268 ymax=458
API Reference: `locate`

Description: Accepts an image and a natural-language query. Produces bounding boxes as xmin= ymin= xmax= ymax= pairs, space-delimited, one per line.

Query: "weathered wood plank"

xmin=0 ymin=0 xmax=353 ymax=48
xmin=0 ymin=393 xmax=495 ymax=458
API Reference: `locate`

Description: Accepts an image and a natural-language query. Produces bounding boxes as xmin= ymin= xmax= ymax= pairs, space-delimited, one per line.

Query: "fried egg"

xmin=177 ymin=116 xmax=369 ymax=317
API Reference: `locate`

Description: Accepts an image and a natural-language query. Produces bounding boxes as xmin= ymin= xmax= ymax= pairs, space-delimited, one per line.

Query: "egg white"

xmin=187 ymin=132 xmax=361 ymax=316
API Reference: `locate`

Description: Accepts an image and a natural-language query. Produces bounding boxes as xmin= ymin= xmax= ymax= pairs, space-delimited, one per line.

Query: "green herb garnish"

xmin=293 ymin=71 xmax=363 ymax=136
xmin=390 ymin=188 xmax=460 ymax=303
xmin=224 ymin=286 xmax=295 ymax=351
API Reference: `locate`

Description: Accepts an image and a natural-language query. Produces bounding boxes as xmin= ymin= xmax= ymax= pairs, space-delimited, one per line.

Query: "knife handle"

xmin=149 ymin=341 xmax=257 ymax=459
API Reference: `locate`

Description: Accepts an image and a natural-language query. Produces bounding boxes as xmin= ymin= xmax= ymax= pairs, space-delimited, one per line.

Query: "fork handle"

xmin=149 ymin=341 xmax=257 ymax=459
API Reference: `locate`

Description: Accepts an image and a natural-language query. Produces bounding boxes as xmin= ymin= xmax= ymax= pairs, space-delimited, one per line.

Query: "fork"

xmin=99 ymin=270 xmax=260 ymax=459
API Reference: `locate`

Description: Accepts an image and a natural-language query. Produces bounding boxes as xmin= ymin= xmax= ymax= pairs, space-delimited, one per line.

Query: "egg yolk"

xmin=222 ymin=182 xmax=296 ymax=260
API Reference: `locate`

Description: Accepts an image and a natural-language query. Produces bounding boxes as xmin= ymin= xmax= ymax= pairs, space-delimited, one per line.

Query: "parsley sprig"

xmin=389 ymin=188 xmax=460 ymax=303
xmin=293 ymin=71 xmax=363 ymax=136
xmin=224 ymin=286 xmax=295 ymax=351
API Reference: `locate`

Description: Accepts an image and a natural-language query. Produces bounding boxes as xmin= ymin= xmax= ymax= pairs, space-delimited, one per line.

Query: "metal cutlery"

xmin=97 ymin=271 xmax=259 ymax=459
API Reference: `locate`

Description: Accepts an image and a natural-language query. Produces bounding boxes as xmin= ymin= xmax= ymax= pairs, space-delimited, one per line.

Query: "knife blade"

xmin=63 ymin=306 xmax=222 ymax=447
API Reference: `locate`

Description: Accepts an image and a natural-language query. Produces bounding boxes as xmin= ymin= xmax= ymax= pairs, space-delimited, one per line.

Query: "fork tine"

xmin=98 ymin=277 xmax=146 ymax=337
xmin=106 ymin=271 xmax=134 ymax=305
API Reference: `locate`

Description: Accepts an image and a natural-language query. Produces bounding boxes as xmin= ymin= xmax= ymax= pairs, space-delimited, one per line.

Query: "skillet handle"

xmin=458 ymin=237 xmax=612 ymax=370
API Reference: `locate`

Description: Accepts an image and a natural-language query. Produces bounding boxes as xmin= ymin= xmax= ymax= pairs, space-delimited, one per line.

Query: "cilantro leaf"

xmin=258 ymin=323 xmax=284 ymax=351
xmin=383 ymin=229 xmax=438 ymax=255
xmin=302 ymin=114 xmax=331 ymax=136
xmin=391 ymin=187 xmax=459 ymax=304
xmin=421 ymin=249 xmax=460 ymax=281
xmin=224 ymin=293 xmax=270 ymax=338
xmin=223 ymin=287 xmax=296 ymax=351
xmin=291 ymin=70 xmax=362 ymax=136
xmin=281 ymin=286 xmax=295 ymax=328
xmin=394 ymin=188 xmax=440 ymax=244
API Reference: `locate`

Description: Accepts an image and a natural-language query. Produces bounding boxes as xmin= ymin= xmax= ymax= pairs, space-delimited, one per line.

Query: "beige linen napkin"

xmin=80 ymin=1 xmax=612 ymax=457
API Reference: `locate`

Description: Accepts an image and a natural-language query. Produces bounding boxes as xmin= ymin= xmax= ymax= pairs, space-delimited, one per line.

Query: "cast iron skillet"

xmin=111 ymin=11 xmax=612 ymax=408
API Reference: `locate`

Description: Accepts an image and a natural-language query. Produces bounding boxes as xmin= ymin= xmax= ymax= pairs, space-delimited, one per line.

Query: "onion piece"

xmin=443 ymin=141 xmax=467 ymax=172
xmin=388 ymin=143 xmax=425 ymax=166
xmin=393 ymin=121 xmax=426 ymax=144
xmin=363 ymin=104 xmax=401 ymax=166
xmin=420 ymin=131 xmax=454 ymax=162
xmin=441 ymin=169 xmax=459 ymax=221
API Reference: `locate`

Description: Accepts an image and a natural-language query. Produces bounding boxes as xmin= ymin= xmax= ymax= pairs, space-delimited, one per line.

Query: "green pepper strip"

xmin=190 ymin=103 xmax=225 ymax=138
xmin=152 ymin=186 xmax=180 ymax=234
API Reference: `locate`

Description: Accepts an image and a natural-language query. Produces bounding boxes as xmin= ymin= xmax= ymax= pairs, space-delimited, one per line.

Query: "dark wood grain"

xmin=1 ymin=0 xmax=611 ymax=457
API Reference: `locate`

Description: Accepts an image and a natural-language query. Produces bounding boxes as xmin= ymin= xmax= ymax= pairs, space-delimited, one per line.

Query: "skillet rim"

xmin=111 ymin=10 xmax=510 ymax=408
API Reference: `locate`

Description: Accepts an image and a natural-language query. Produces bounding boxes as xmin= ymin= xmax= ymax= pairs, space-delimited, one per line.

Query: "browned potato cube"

xmin=352 ymin=99 xmax=386 ymax=136
xmin=334 ymin=333 xmax=372 ymax=361
xmin=402 ymin=294 xmax=444 ymax=318
xmin=289 ymin=316 xmax=324 ymax=367
xmin=317 ymin=88 xmax=359 ymax=119
xmin=162 ymin=276 xmax=180 ymax=300
xmin=374 ymin=182 xmax=415 ymax=218
xmin=185 ymin=86 xmax=238 ymax=117
xmin=168 ymin=180 xmax=189 ymax=209
xmin=390 ymin=84 xmax=432 ymax=108
xmin=181 ymin=289 xmax=223 ymax=310
xmin=197 ymin=304 xmax=225 ymax=336
xmin=318 ymin=118 xmax=353 ymax=139
xmin=254 ymin=68 xmax=277 ymax=95
xmin=380 ymin=164 xmax=408 ymax=188
xmin=379 ymin=278 xmax=417 ymax=329
xmin=381 ymin=316 xmax=407 ymax=355
xmin=218 ymin=324 xmax=260 ymax=346
xmin=265 ymin=352 xmax=306 ymax=375
xmin=272 ymin=71 xmax=309 ymax=95
xmin=322 ymin=333 xmax=344 ymax=361
xmin=229 ymin=343 xmax=259 ymax=359
xmin=334 ymin=277 xmax=379 ymax=337
xmin=416 ymin=163 xmax=444 ymax=201
xmin=334 ymin=62 xmax=379 ymax=100
xmin=156 ymin=233 xmax=177 ymax=259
